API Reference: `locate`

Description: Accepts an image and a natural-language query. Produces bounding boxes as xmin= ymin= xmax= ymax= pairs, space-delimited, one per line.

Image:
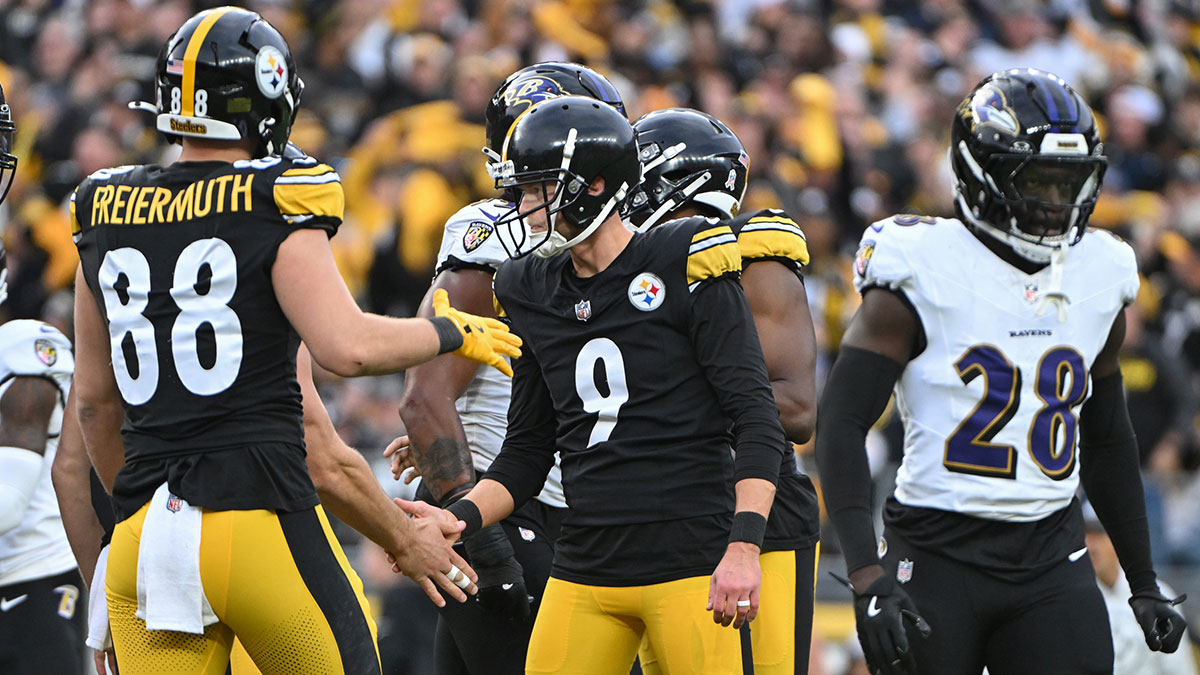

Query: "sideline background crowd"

xmin=4 ymin=0 xmax=1200 ymax=671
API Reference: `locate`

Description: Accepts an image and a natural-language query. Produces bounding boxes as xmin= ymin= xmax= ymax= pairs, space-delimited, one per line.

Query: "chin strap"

xmin=1035 ymin=242 xmax=1070 ymax=322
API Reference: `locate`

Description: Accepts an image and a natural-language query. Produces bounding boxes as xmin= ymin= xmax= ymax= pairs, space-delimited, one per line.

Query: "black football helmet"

xmin=951 ymin=68 xmax=1106 ymax=263
xmin=483 ymin=62 xmax=625 ymax=171
xmin=135 ymin=7 xmax=303 ymax=158
xmin=624 ymin=108 xmax=748 ymax=232
xmin=492 ymin=96 xmax=641 ymax=259
xmin=0 ymin=80 xmax=16 ymax=207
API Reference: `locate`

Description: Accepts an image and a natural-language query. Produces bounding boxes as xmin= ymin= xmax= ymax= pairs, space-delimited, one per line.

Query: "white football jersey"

xmin=855 ymin=216 xmax=1138 ymax=521
xmin=435 ymin=200 xmax=565 ymax=508
xmin=0 ymin=320 xmax=77 ymax=585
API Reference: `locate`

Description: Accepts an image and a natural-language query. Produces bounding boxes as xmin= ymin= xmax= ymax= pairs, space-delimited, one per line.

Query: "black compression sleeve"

xmin=814 ymin=346 xmax=903 ymax=574
xmin=688 ymin=277 xmax=786 ymax=484
xmin=1078 ymin=370 xmax=1158 ymax=594
xmin=482 ymin=342 xmax=558 ymax=509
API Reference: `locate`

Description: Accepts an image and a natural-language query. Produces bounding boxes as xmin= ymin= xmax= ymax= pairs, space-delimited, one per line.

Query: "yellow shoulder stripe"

xmin=687 ymin=235 xmax=741 ymax=287
xmin=69 ymin=191 xmax=81 ymax=237
xmin=692 ymin=225 xmax=733 ymax=245
xmin=282 ymin=164 xmax=335 ymax=177
xmin=274 ymin=181 xmax=345 ymax=220
xmin=737 ymin=227 xmax=810 ymax=266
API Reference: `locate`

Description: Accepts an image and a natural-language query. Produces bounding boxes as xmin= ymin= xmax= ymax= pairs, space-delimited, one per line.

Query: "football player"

xmin=814 ymin=69 xmax=1187 ymax=674
xmin=68 ymin=8 xmax=519 ymax=674
xmin=392 ymin=62 xmax=624 ymax=675
xmin=623 ymin=107 xmax=821 ymax=675
xmin=398 ymin=96 xmax=789 ymax=674
xmin=0 ymin=80 xmax=89 ymax=675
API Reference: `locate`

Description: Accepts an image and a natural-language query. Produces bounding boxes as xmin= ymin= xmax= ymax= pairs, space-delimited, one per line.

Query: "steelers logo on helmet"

xmin=628 ymin=272 xmax=666 ymax=312
xmin=255 ymin=45 xmax=289 ymax=99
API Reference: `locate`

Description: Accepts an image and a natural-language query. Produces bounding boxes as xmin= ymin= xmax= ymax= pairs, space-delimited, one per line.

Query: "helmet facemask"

xmin=493 ymin=128 xmax=630 ymax=259
xmin=955 ymin=140 xmax=1105 ymax=263
xmin=0 ymin=95 xmax=16 ymax=208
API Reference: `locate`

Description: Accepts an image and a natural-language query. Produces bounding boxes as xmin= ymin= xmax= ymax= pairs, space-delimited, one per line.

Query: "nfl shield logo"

xmin=1024 ymin=283 xmax=1039 ymax=303
xmin=897 ymin=558 xmax=914 ymax=584
xmin=166 ymin=494 xmax=183 ymax=513
xmin=575 ymin=299 xmax=592 ymax=322
xmin=519 ymin=527 xmax=536 ymax=542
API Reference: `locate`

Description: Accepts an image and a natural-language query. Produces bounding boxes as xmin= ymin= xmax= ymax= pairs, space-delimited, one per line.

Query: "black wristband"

xmin=439 ymin=481 xmax=476 ymax=507
xmin=430 ymin=316 xmax=464 ymax=355
xmin=728 ymin=511 xmax=768 ymax=548
xmin=447 ymin=499 xmax=483 ymax=538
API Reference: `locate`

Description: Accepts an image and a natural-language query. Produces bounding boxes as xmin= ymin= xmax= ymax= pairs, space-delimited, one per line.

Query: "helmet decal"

xmin=501 ymin=77 xmax=564 ymax=110
xmin=967 ymin=85 xmax=1019 ymax=136
xmin=255 ymin=45 xmax=289 ymax=99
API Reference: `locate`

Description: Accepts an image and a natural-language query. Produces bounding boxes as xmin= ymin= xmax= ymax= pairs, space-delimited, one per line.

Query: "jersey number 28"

xmin=98 ymin=239 xmax=243 ymax=405
xmin=944 ymin=344 xmax=1088 ymax=480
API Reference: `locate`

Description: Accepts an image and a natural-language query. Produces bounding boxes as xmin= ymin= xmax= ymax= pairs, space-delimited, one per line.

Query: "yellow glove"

xmin=432 ymin=288 xmax=522 ymax=377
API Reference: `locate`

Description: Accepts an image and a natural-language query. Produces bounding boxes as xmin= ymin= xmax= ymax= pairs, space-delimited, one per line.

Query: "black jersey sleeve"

xmin=686 ymin=275 xmax=787 ymax=485
xmin=484 ymin=338 xmax=559 ymax=509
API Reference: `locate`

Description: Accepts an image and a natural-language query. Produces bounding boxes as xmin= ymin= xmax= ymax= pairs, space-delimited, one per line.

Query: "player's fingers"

xmin=448 ymin=550 xmax=479 ymax=586
xmin=93 ymin=650 xmax=107 ymax=675
xmin=491 ymin=354 xmax=514 ymax=377
xmin=416 ymin=576 xmax=447 ymax=608
xmin=745 ymin=588 xmax=760 ymax=624
xmin=720 ymin=592 xmax=736 ymax=627
xmin=394 ymin=497 xmax=439 ymax=518
xmin=382 ymin=435 xmax=409 ymax=457
xmin=433 ymin=569 xmax=470 ymax=603
xmin=431 ymin=288 xmax=450 ymax=314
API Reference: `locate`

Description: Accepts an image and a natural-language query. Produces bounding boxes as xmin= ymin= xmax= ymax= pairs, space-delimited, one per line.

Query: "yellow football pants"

xmin=106 ymin=503 xmax=379 ymax=675
xmin=526 ymin=574 xmax=742 ymax=674
xmin=639 ymin=547 xmax=819 ymax=675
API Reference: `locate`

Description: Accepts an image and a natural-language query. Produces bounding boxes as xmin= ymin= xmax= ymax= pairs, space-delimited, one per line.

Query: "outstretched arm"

xmin=297 ymin=343 xmax=477 ymax=606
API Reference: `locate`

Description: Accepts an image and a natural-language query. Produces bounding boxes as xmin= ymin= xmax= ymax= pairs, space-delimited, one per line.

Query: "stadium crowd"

xmin=4 ymin=0 xmax=1200 ymax=672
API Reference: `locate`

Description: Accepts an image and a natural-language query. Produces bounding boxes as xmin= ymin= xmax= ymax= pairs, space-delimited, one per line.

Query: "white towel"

xmin=85 ymin=544 xmax=112 ymax=650
xmin=135 ymin=483 xmax=218 ymax=633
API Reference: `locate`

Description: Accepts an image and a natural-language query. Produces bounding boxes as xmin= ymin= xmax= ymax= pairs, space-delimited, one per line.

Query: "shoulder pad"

xmin=1081 ymin=227 xmax=1140 ymax=305
xmin=271 ymin=158 xmax=344 ymax=229
xmin=853 ymin=215 xmax=944 ymax=293
xmin=0 ymin=320 xmax=74 ymax=384
xmin=680 ymin=217 xmax=741 ymax=289
xmin=436 ymin=199 xmax=514 ymax=273
xmin=733 ymin=209 xmax=810 ymax=267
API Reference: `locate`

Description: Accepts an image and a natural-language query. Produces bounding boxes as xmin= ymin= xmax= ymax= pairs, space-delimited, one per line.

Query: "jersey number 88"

xmin=97 ymin=238 xmax=243 ymax=405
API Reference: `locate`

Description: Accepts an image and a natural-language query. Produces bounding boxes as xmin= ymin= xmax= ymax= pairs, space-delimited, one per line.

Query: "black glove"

xmin=464 ymin=524 xmax=531 ymax=622
xmin=841 ymin=572 xmax=931 ymax=675
xmin=1129 ymin=589 xmax=1188 ymax=653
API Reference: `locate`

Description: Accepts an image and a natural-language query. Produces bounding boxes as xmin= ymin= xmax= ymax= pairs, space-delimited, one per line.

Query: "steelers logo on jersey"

xmin=34 ymin=339 xmax=57 ymax=366
xmin=628 ymin=272 xmax=666 ymax=312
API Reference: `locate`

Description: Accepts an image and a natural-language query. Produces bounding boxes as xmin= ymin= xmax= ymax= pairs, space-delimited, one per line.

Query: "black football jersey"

xmin=72 ymin=155 xmax=342 ymax=514
xmin=489 ymin=217 xmax=788 ymax=584
xmin=728 ymin=208 xmax=821 ymax=551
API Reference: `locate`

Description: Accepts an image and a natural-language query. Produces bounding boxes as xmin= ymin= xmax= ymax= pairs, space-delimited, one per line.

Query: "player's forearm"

xmin=52 ymin=391 xmax=105 ymax=583
xmin=814 ymin=346 xmax=902 ymax=573
xmin=313 ymin=446 xmax=413 ymax=554
xmin=464 ymin=478 xmax=516 ymax=529
xmin=314 ymin=314 xmax=444 ymax=377
xmin=75 ymin=396 xmax=125 ymax=493
xmin=734 ymin=477 xmax=775 ymax=518
xmin=398 ymin=394 xmax=477 ymax=501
